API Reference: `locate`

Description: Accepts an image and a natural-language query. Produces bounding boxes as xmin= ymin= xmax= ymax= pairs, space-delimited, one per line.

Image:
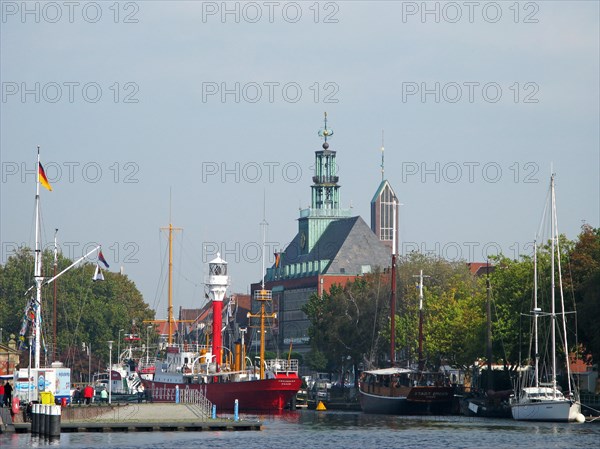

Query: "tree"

xmin=568 ymin=224 xmax=600 ymax=362
xmin=302 ymin=273 xmax=389 ymax=374
xmin=0 ymin=247 xmax=155 ymax=379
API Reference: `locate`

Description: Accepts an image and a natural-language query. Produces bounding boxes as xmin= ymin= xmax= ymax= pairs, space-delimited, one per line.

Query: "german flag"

xmin=38 ymin=162 xmax=52 ymax=191
xmin=274 ymin=252 xmax=281 ymax=268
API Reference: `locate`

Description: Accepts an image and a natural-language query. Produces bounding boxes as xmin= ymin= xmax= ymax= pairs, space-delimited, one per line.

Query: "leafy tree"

xmin=302 ymin=273 xmax=389 ymax=375
xmin=0 ymin=247 xmax=155 ymax=380
xmin=568 ymin=224 xmax=600 ymax=362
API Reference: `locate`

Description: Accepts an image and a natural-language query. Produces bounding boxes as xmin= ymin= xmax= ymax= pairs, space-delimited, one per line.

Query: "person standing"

xmin=4 ymin=380 xmax=13 ymax=407
xmin=0 ymin=381 xmax=5 ymax=407
xmin=100 ymin=387 xmax=108 ymax=404
xmin=73 ymin=386 xmax=82 ymax=405
xmin=83 ymin=384 xmax=94 ymax=405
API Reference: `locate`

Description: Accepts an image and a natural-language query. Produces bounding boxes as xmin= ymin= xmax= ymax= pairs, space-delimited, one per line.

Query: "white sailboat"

xmin=510 ymin=174 xmax=584 ymax=423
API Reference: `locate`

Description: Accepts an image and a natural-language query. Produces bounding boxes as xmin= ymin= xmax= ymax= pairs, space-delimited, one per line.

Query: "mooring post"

xmin=48 ymin=404 xmax=61 ymax=438
xmin=234 ymin=399 xmax=239 ymax=422
xmin=211 ymin=404 xmax=216 ymax=419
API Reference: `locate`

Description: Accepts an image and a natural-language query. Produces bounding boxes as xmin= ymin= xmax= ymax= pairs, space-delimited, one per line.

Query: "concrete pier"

xmin=13 ymin=403 xmax=262 ymax=433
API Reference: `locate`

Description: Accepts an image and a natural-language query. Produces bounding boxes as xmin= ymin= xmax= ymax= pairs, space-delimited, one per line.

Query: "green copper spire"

xmin=298 ymin=113 xmax=351 ymax=255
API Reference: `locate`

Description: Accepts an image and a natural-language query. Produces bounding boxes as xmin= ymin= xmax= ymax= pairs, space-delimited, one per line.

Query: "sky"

xmin=1 ymin=1 xmax=598 ymax=319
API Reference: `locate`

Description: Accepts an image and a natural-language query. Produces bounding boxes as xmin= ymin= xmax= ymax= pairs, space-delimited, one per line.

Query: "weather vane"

xmin=318 ymin=112 xmax=334 ymax=148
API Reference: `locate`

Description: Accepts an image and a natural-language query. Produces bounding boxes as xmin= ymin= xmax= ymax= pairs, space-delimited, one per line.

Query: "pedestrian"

xmin=0 ymin=381 xmax=5 ymax=407
xmin=83 ymin=384 xmax=94 ymax=405
xmin=100 ymin=387 xmax=108 ymax=404
xmin=73 ymin=386 xmax=82 ymax=405
xmin=137 ymin=384 xmax=145 ymax=403
xmin=4 ymin=380 xmax=13 ymax=407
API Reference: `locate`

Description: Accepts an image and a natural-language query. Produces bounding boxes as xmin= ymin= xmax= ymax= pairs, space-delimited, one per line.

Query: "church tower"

xmin=298 ymin=113 xmax=350 ymax=255
xmin=371 ymin=133 xmax=399 ymax=255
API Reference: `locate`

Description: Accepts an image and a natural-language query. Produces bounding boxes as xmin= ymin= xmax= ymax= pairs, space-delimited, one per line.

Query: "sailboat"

xmin=358 ymin=261 xmax=455 ymax=415
xmin=510 ymin=174 xmax=584 ymax=422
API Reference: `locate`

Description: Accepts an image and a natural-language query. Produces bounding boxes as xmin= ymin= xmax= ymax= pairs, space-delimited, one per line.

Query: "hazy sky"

xmin=1 ymin=1 xmax=598 ymax=319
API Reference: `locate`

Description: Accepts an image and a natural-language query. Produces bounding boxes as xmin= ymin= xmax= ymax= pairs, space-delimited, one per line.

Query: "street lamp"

xmin=107 ymin=341 xmax=113 ymax=405
xmin=117 ymin=329 xmax=125 ymax=365
xmin=146 ymin=326 xmax=152 ymax=365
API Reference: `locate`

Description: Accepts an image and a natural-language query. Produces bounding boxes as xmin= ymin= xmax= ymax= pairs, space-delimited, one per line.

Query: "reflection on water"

xmin=2 ymin=411 xmax=599 ymax=449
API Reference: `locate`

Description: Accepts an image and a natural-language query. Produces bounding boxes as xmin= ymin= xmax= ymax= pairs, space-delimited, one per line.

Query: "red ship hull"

xmin=142 ymin=376 xmax=302 ymax=411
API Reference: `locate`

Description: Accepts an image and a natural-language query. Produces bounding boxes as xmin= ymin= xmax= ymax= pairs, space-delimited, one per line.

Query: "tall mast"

xmin=533 ymin=239 xmax=539 ymax=388
xmin=414 ymin=270 xmax=430 ymax=372
xmin=248 ymin=211 xmax=276 ymax=380
xmin=389 ymin=254 xmax=396 ymax=366
xmin=485 ymin=260 xmax=493 ymax=391
xmin=34 ymin=146 xmax=43 ymax=369
xmin=552 ymin=176 xmax=573 ymax=397
xmin=161 ymin=195 xmax=182 ymax=345
xmin=53 ymin=228 xmax=58 ymax=362
xmin=550 ymin=174 xmax=557 ymax=395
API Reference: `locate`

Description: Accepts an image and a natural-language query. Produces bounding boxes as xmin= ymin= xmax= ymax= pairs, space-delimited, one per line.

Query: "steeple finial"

xmin=381 ymin=129 xmax=385 ymax=181
xmin=318 ymin=112 xmax=334 ymax=149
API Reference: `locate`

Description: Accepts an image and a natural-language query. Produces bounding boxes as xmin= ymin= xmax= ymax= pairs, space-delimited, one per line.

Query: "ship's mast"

xmin=414 ymin=270 xmax=430 ymax=372
xmin=248 ymin=213 xmax=276 ymax=380
xmin=550 ymin=174 xmax=557 ymax=396
xmin=160 ymin=197 xmax=182 ymax=345
xmin=34 ymin=146 xmax=43 ymax=369
xmin=52 ymin=228 xmax=58 ymax=363
xmin=389 ymin=254 xmax=396 ymax=366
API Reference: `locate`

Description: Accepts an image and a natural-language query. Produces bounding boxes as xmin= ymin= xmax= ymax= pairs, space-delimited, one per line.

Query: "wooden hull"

xmin=359 ymin=384 xmax=455 ymax=415
xmin=143 ymin=376 xmax=302 ymax=412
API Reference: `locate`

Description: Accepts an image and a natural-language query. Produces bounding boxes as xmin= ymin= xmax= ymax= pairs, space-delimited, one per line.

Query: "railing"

xmin=312 ymin=175 xmax=339 ymax=184
xmin=265 ymin=358 xmax=299 ymax=374
xmin=149 ymin=384 xmax=213 ymax=419
xmin=179 ymin=387 xmax=213 ymax=418
xmin=299 ymin=208 xmax=352 ymax=218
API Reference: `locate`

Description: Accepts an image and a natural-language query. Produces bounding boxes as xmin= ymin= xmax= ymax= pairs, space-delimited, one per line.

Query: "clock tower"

xmin=298 ymin=113 xmax=349 ymax=255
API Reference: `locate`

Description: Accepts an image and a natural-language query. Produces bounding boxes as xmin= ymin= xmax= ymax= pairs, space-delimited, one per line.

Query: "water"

xmin=2 ymin=411 xmax=599 ymax=449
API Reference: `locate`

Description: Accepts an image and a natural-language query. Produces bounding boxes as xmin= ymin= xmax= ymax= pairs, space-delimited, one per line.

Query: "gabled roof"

xmin=370 ymin=179 xmax=397 ymax=204
xmin=278 ymin=216 xmax=391 ymax=276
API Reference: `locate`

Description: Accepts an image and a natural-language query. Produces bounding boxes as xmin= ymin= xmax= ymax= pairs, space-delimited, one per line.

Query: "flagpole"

xmin=34 ymin=146 xmax=43 ymax=369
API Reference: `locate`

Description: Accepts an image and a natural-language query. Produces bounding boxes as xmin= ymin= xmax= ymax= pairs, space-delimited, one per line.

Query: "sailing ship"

xmin=359 ymin=258 xmax=455 ymax=415
xmin=509 ymin=174 xmax=584 ymax=422
xmin=140 ymin=221 xmax=301 ymax=411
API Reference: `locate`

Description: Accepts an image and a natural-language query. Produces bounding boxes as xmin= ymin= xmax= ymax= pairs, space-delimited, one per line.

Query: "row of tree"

xmin=302 ymin=225 xmax=600 ymax=377
xmin=0 ymin=248 xmax=155 ymax=380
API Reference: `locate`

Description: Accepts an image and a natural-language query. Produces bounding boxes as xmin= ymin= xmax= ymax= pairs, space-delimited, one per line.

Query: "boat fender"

xmin=576 ymin=413 xmax=585 ymax=423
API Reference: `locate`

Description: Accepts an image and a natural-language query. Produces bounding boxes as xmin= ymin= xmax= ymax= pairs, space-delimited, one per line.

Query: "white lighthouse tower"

xmin=207 ymin=253 xmax=229 ymax=369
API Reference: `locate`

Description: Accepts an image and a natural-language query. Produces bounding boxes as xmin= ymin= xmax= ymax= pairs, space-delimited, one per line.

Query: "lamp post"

xmin=146 ymin=326 xmax=152 ymax=365
xmin=117 ymin=329 xmax=124 ymax=364
xmin=107 ymin=341 xmax=113 ymax=404
xmin=27 ymin=334 xmax=33 ymax=403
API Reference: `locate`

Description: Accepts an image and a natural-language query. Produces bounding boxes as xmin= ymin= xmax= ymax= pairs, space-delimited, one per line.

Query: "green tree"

xmin=568 ymin=224 xmax=600 ymax=362
xmin=302 ymin=273 xmax=389 ymax=374
xmin=0 ymin=247 xmax=155 ymax=379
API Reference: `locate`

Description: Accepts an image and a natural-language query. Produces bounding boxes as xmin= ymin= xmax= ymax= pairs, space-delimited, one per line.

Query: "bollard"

xmin=39 ymin=405 xmax=46 ymax=436
xmin=175 ymin=385 xmax=180 ymax=404
xmin=48 ymin=405 xmax=61 ymax=438
xmin=211 ymin=404 xmax=216 ymax=419
xmin=234 ymin=399 xmax=239 ymax=422
xmin=31 ymin=403 xmax=39 ymax=435
xmin=45 ymin=404 xmax=51 ymax=437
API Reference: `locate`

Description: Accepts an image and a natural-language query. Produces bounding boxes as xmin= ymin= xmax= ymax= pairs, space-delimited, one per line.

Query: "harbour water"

xmin=2 ymin=410 xmax=599 ymax=449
